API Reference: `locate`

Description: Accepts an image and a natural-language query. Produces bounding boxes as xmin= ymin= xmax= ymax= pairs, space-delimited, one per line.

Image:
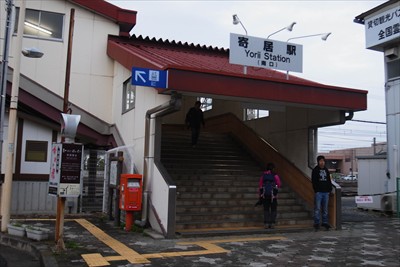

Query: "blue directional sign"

xmin=132 ymin=67 xmax=168 ymax=89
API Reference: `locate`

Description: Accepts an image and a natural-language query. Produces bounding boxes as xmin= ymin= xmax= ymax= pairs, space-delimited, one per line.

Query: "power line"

xmin=318 ymin=119 xmax=387 ymax=151
xmin=350 ymin=119 xmax=386 ymax=124
xmin=319 ymin=134 xmax=385 ymax=142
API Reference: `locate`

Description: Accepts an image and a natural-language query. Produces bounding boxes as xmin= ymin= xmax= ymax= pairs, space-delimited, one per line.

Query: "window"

xmin=123 ymin=78 xmax=135 ymax=112
xmin=244 ymin=108 xmax=269 ymax=120
xmin=387 ymin=58 xmax=400 ymax=80
xmin=25 ymin=140 xmax=48 ymax=162
xmin=15 ymin=8 xmax=64 ymax=40
xmin=198 ymin=97 xmax=213 ymax=111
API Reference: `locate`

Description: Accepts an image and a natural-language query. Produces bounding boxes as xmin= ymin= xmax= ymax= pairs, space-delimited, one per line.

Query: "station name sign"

xmin=229 ymin=33 xmax=303 ymax=73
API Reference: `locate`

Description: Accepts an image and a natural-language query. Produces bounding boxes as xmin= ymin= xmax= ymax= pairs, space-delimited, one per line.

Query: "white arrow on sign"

xmin=135 ymin=70 xmax=146 ymax=83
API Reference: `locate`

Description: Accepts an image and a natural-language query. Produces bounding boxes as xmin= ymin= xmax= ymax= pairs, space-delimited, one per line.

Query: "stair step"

xmin=177 ymin=192 xmax=294 ymax=199
xmin=176 ymin=204 xmax=305 ymax=213
xmin=175 ymin=180 xmax=262 ymax=187
xmin=175 ymin=179 xmax=290 ymax=194
xmin=177 ymin=187 xmax=258 ymax=193
xmin=161 ymin=154 xmax=250 ymax=160
xmin=175 ymin=186 xmax=290 ymax=193
xmin=176 ymin=211 xmax=310 ymax=221
xmin=172 ymin=174 xmax=262 ymax=179
xmin=163 ymin=164 xmax=260 ymax=170
xmin=177 ymin=192 xmax=258 ymax=199
xmin=176 ymin=198 xmax=298 ymax=206
xmin=167 ymin=169 xmax=263 ymax=175
xmin=176 ymin=224 xmax=314 ymax=238
xmin=175 ymin=218 xmax=314 ymax=230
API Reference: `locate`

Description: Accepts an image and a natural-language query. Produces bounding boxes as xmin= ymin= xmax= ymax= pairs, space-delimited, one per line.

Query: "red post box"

xmin=119 ymin=174 xmax=142 ymax=231
xmin=119 ymin=174 xmax=143 ymax=211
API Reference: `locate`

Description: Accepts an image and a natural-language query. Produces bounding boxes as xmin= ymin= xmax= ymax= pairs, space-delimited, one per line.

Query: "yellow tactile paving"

xmin=103 ymin=256 xmax=124 ymax=261
xmin=75 ymin=219 xmax=150 ymax=265
xmin=81 ymin=253 xmax=110 ymax=267
xmin=76 ymin=218 xmax=287 ymax=266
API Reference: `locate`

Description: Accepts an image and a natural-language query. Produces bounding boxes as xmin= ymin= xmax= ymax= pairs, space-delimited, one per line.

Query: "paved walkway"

xmin=0 ymin=244 xmax=40 ymax=267
xmin=1 ymin=197 xmax=399 ymax=267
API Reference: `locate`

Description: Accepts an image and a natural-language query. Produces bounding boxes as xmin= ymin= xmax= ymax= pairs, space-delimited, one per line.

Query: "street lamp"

xmin=285 ymin=32 xmax=332 ymax=80
xmin=0 ymin=0 xmax=44 ymax=232
xmin=267 ymin=22 xmax=297 ymax=39
xmin=22 ymin=47 xmax=44 ymax=58
xmin=287 ymin=32 xmax=331 ymax=43
xmin=232 ymin=14 xmax=248 ymax=74
xmin=232 ymin=14 xmax=248 ymax=36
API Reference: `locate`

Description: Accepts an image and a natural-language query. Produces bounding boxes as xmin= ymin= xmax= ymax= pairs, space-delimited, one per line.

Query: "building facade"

xmin=354 ymin=0 xmax=399 ymax=213
xmin=322 ymin=142 xmax=387 ymax=178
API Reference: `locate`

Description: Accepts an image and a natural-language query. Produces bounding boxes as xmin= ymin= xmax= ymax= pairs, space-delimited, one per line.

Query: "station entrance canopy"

xmin=107 ymin=35 xmax=367 ymax=112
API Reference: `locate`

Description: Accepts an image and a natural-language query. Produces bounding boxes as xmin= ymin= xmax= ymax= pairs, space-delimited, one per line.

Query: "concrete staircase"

xmin=161 ymin=130 xmax=313 ymax=236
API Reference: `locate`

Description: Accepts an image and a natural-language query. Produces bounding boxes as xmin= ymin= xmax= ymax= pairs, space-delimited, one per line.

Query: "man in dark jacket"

xmin=312 ymin=155 xmax=332 ymax=231
xmin=185 ymin=101 xmax=205 ymax=147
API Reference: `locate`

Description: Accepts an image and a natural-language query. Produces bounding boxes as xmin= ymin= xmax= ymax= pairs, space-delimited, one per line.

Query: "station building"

xmin=0 ymin=0 xmax=368 ymax=237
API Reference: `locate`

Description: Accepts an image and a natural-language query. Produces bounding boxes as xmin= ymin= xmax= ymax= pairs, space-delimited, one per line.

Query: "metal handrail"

xmin=397 ymin=178 xmax=400 ymax=218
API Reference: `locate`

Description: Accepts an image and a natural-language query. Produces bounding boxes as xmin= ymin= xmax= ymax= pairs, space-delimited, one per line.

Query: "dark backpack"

xmin=262 ymin=172 xmax=276 ymax=196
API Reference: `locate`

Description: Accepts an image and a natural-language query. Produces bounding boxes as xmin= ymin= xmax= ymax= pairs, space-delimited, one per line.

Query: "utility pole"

xmin=373 ymin=137 xmax=376 ymax=155
xmin=1 ymin=0 xmax=25 ymax=232
xmin=0 ymin=0 xmax=13 ymax=195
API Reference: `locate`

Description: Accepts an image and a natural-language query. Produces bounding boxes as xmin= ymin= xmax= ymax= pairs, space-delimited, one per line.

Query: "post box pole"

xmin=125 ymin=211 xmax=134 ymax=231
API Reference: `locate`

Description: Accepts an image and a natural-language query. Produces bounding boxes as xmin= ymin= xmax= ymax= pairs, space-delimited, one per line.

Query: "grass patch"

xmin=65 ymin=240 xmax=82 ymax=249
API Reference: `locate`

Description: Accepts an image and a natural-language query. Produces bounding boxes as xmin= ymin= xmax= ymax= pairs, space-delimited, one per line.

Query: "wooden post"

xmin=55 ymin=8 xmax=75 ymax=251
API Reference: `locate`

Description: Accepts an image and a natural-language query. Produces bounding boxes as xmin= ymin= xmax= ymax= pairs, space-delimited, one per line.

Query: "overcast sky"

xmin=108 ymin=0 xmax=388 ymax=151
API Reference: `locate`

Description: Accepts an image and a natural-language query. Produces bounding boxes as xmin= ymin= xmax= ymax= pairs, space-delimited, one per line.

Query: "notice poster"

xmin=48 ymin=143 xmax=83 ymax=197
xmin=48 ymin=143 xmax=62 ymax=196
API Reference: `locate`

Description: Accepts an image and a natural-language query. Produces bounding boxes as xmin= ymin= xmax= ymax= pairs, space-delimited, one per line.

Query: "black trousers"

xmin=191 ymin=126 xmax=200 ymax=145
xmin=263 ymin=197 xmax=278 ymax=224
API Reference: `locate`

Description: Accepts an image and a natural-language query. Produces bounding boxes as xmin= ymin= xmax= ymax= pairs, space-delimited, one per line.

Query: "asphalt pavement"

xmin=0 ymin=197 xmax=399 ymax=267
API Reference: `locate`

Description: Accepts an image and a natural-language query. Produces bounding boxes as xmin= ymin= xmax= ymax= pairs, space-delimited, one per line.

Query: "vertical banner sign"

xmin=48 ymin=143 xmax=83 ymax=197
xmin=49 ymin=143 xmax=62 ymax=196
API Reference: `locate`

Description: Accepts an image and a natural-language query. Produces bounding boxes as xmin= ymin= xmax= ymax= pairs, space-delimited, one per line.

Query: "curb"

xmin=0 ymin=233 xmax=58 ymax=267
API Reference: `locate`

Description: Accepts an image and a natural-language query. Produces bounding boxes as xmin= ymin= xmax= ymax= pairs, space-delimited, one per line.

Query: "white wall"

xmin=111 ymin=62 xmax=171 ymax=176
xmin=148 ymin=165 xmax=170 ymax=234
xmin=385 ymin=77 xmax=400 ymax=192
xmin=20 ymin=120 xmax=53 ymax=174
xmin=110 ymin=62 xmax=175 ymax=234
xmin=245 ymin=106 xmax=342 ymax=174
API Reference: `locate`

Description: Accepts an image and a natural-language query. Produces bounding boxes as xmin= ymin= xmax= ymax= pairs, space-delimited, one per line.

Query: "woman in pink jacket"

xmin=258 ymin=163 xmax=281 ymax=229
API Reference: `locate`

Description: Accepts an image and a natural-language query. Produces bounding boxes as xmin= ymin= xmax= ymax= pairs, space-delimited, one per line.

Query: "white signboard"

xmin=109 ymin=161 xmax=118 ymax=186
xmin=364 ymin=5 xmax=400 ymax=49
xmin=229 ymin=33 xmax=303 ymax=73
xmin=355 ymin=196 xmax=374 ymax=204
